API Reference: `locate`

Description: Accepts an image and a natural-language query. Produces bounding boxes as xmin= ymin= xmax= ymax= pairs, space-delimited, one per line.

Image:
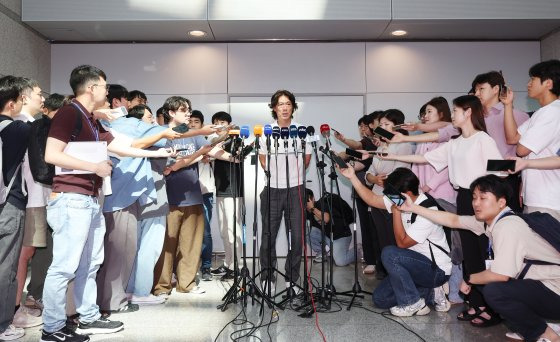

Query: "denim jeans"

xmin=127 ymin=215 xmax=166 ymax=296
xmin=42 ymin=193 xmax=104 ymax=333
xmin=200 ymin=193 xmax=213 ymax=270
xmin=373 ymin=246 xmax=449 ymax=308
xmin=309 ymin=227 xmax=355 ymax=266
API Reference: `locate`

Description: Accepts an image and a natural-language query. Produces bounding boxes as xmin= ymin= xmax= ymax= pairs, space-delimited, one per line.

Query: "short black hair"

xmin=211 ymin=111 xmax=232 ymax=124
xmin=190 ymin=110 xmax=204 ymax=123
xmin=127 ymin=104 xmax=152 ymax=121
xmin=44 ymin=93 xmax=68 ymax=111
xmin=380 ymin=109 xmax=405 ymax=126
xmin=469 ymin=175 xmax=512 ymax=204
xmin=368 ymin=110 xmax=384 ymax=123
xmin=127 ymin=90 xmax=147 ymax=102
xmin=107 ymin=84 xmax=128 ymax=109
xmin=269 ymin=90 xmax=298 ymax=120
xmin=20 ymin=78 xmax=40 ymax=96
xmin=69 ymin=65 xmax=106 ymax=96
xmin=156 ymin=106 xmax=170 ymax=125
xmin=306 ymin=188 xmax=314 ymax=202
xmin=0 ymin=75 xmax=25 ymax=111
xmin=471 ymin=71 xmax=505 ymax=90
xmin=163 ymin=96 xmax=190 ymax=113
xmin=384 ymin=168 xmax=420 ymax=196
xmin=529 ymin=60 xmax=560 ymax=96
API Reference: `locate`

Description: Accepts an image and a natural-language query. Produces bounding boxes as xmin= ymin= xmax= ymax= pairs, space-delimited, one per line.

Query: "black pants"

xmin=457 ymin=188 xmax=489 ymax=308
xmin=356 ymin=196 xmax=379 ymax=266
xmin=27 ymin=227 xmax=53 ymax=299
xmin=259 ymin=186 xmax=304 ymax=283
xmin=370 ymin=207 xmax=395 ymax=273
xmin=484 ymin=279 xmax=560 ymax=342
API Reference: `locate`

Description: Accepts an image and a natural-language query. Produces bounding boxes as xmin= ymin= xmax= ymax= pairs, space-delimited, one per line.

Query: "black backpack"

xmin=28 ymin=112 xmax=82 ymax=185
xmin=497 ymin=211 xmax=560 ymax=279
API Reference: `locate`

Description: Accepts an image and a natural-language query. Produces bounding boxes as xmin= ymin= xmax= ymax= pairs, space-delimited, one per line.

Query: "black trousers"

xmin=356 ymin=196 xmax=379 ymax=266
xmin=370 ymin=207 xmax=395 ymax=273
xmin=457 ymin=187 xmax=489 ymax=308
xmin=484 ymin=279 xmax=560 ymax=342
xmin=259 ymin=185 xmax=305 ymax=283
xmin=27 ymin=227 xmax=53 ymax=299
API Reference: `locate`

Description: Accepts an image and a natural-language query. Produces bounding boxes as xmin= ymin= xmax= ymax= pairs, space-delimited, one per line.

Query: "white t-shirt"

xmin=383 ymin=193 xmax=452 ymax=275
xmin=365 ymin=142 xmax=413 ymax=195
xmin=518 ymin=100 xmax=560 ymax=210
xmin=198 ymin=160 xmax=215 ymax=194
xmin=424 ymin=131 xmax=503 ymax=189
xmin=14 ymin=112 xmax=51 ymax=208
xmin=258 ymin=121 xmax=311 ymax=189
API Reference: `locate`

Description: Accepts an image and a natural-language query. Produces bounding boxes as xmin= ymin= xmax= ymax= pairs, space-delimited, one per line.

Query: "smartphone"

xmin=332 ymin=128 xmax=341 ymax=135
xmin=368 ymin=151 xmax=388 ymax=157
xmin=345 ymin=148 xmax=363 ymax=159
xmin=486 ymin=159 xmax=515 ymax=172
xmin=172 ymin=123 xmax=189 ymax=133
xmin=373 ymin=126 xmax=395 ymax=141
xmin=499 ymin=84 xmax=508 ymax=98
xmin=383 ymin=183 xmax=405 ymax=206
xmin=110 ymin=106 xmax=128 ymax=118
xmin=330 ymin=151 xmax=348 ymax=169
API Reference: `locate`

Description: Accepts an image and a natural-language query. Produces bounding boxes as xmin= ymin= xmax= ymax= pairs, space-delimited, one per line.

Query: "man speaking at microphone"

xmin=258 ymin=90 xmax=311 ymax=294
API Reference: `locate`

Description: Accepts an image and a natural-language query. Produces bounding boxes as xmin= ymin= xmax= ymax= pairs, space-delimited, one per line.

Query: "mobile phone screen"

xmin=386 ymin=194 xmax=405 ymax=206
xmin=373 ymin=127 xmax=395 ymax=140
xmin=345 ymin=148 xmax=363 ymax=159
xmin=172 ymin=123 xmax=189 ymax=133
xmin=330 ymin=151 xmax=348 ymax=169
xmin=499 ymin=85 xmax=508 ymax=98
xmin=486 ymin=159 xmax=515 ymax=172
xmin=383 ymin=183 xmax=405 ymax=206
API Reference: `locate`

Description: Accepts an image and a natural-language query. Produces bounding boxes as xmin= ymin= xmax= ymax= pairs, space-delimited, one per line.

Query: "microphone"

xmin=272 ymin=126 xmax=280 ymax=157
xmin=240 ymin=125 xmax=250 ymax=139
xmin=228 ymin=125 xmax=240 ymax=137
xmin=306 ymin=125 xmax=319 ymax=149
xmin=320 ymin=124 xmax=331 ymax=151
xmin=263 ymin=124 xmax=272 ymax=137
xmin=298 ymin=126 xmax=307 ymax=140
xmin=280 ymin=127 xmax=289 ymax=149
xmin=306 ymin=126 xmax=315 ymax=136
xmin=289 ymin=125 xmax=298 ymax=139
xmin=253 ymin=125 xmax=263 ymax=137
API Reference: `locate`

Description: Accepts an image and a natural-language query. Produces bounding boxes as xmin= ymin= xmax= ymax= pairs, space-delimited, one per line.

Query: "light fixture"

xmin=391 ymin=30 xmax=407 ymax=37
xmin=188 ymin=30 xmax=206 ymax=37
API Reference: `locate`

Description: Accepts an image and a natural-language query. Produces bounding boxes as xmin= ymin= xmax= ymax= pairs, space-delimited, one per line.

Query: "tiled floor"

xmin=21 ymin=258 xmax=509 ymax=342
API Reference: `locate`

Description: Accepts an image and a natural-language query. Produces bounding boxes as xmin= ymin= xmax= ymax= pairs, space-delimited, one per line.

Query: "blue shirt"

xmin=165 ymin=134 xmax=208 ymax=207
xmin=101 ymin=117 xmax=167 ymax=213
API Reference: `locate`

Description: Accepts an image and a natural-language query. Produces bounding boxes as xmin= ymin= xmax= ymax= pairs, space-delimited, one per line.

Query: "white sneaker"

xmin=433 ymin=286 xmax=451 ymax=312
xmin=187 ymin=286 xmax=206 ymax=295
xmin=363 ymin=265 xmax=376 ymax=274
xmin=0 ymin=325 xmax=24 ymax=340
xmin=130 ymin=294 xmax=166 ymax=305
xmin=24 ymin=295 xmax=44 ymax=311
xmin=390 ymin=298 xmax=431 ymax=317
xmin=13 ymin=306 xmax=43 ymax=328
xmin=505 ymin=332 xmax=523 ymax=340
xmin=154 ymin=292 xmax=169 ymax=300
xmin=285 ymin=281 xmax=302 ymax=295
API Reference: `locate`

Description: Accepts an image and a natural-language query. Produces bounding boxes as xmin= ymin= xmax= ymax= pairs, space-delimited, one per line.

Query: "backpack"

xmin=0 ymin=120 xmax=22 ymax=204
xmin=410 ymin=193 xmax=453 ymax=266
xmin=497 ymin=211 xmax=560 ymax=279
xmin=27 ymin=111 xmax=82 ymax=185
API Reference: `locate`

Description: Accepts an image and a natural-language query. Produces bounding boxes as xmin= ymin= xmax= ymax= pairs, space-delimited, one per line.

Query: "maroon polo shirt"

xmin=48 ymin=99 xmax=114 ymax=196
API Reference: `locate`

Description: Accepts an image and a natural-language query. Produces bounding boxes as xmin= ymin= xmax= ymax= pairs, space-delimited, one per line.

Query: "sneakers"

xmin=13 ymin=305 xmax=43 ymax=328
xmin=285 ymin=281 xmax=302 ymax=296
xmin=262 ymin=280 xmax=276 ymax=297
xmin=102 ymin=303 xmax=139 ymax=316
xmin=0 ymin=325 xmax=24 ymax=341
xmin=363 ymin=264 xmax=376 ymax=274
xmin=76 ymin=317 xmax=123 ymax=335
xmin=25 ymin=295 xmax=44 ymax=311
xmin=433 ymin=286 xmax=451 ymax=312
xmin=390 ymin=298 xmax=431 ymax=317
xmin=211 ymin=266 xmax=230 ymax=276
xmin=313 ymin=253 xmax=329 ymax=263
xmin=220 ymin=269 xmax=235 ymax=281
xmin=201 ymin=268 xmax=213 ymax=281
xmin=130 ymin=294 xmax=166 ymax=305
xmin=154 ymin=292 xmax=170 ymax=300
xmin=187 ymin=286 xmax=206 ymax=295
xmin=41 ymin=326 xmax=89 ymax=342
xmin=506 ymin=323 xmax=560 ymax=341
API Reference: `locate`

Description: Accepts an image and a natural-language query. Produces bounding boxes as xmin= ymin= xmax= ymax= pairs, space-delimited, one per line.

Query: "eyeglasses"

xmin=91 ymin=84 xmax=109 ymax=90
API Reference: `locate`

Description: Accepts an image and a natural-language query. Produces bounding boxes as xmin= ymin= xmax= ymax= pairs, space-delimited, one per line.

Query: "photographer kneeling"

xmin=339 ymin=166 xmax=452 ymax=317
xmin=399 ymin=174 xmax=560 ymax=342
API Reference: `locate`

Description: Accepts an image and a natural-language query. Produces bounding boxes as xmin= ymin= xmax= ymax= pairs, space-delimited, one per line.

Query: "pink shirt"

xmin=412 ymin=141 xmax=456 ymax=202
xmin=438 ymin=102 xmax=529 ymax=158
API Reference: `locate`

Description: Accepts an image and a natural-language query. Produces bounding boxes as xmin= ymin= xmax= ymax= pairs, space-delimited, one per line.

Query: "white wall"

xmin=51 ymin=41 xmax=540 ymax=256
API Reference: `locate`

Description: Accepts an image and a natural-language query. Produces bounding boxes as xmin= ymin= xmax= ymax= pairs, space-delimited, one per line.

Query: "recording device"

xmin=240 ymin=125 xmax=250 ymax=139
xmin=383 ymin=183 xmax=406 ymax=206
xmin=373 ymin=126 xmax=394 ymax=141
xmin=263 ymin=125 xmax=272 ymax=137
xmin=209 ymin=132 xmax=229 ymax=147
xmin=253 ymin=125 xmax=263 ymax=137
xmin=330 ymin=151 xmax=348 ymax=169
xmin=272 ymin=126 xmax=280 ymax=139
xmin=289 ymin=125 xmax=298 ymax=139
xmin=345 ymin=148 xmax=363 ymax=159
xmin=367 ymin=151 xmax=388 ymax=157
xmin=499 ymin=84 xmax=509 ymax=98
xmin=172 ymin=123 xmax=189 ymax=133
xmin=280 ymin=127 xmax=289 ymax=140
xmin=331 ymin=127 xmax=341 ymax=135
xmin=297 ymin=126 xmax=307 ymax=140
xmin=486 ymin=159 xmax=515 ymax=172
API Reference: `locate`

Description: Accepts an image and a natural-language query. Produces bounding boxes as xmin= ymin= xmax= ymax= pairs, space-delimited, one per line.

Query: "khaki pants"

xmin=153 ymin=205 xmax=204 ymax=294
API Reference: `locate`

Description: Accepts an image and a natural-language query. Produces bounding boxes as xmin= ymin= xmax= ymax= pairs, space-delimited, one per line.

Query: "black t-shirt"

xmin=214 ymin=138 xmax=244 ymax=197
xmin=308 ymin=193 xmax=353 ymax=240
xmin=0 ymin=115 xmax=31 ymax=210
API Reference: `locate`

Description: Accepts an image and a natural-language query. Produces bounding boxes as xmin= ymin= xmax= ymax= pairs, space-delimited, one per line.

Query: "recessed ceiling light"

xmin=188 ymin=30 xmax=206 ymax=37
xmin=391 ymin=30 xmax=407 ymax=36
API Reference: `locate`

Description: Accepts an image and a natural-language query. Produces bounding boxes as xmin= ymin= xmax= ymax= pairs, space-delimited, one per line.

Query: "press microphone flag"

xmin=240 ymin=125 xmax=250 ymax=139
xmin=298 ymin=126 xmax=307 ymax=139
xmin=289 ymin=125 xmax=298 ymax=138
xmin=306 ymin=126 xmax=315 ymax=136
xmin=254 ymin=125 xmax=264 ymax=137
xmin=280 ymin=127 xmax=290 ymax=139
xmin=320 ymin=124 xmax=330 ymax=138
xmin=272 ymin=126 xmax=281 ymax=139
xmin=264 ymin=124 xmax=272 ymax=137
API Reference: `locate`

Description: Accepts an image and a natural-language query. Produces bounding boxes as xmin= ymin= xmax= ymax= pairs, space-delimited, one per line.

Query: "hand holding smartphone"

xmin=373 ymin=127 xmax=395 ymax=141
xmin=172 ymin=123 xmax=189 ymax=133
xmin=486 ymin=159 xmax=515 ymax=172
xmin=330 ymin=151 xmax=348 ymax=169
xmin=383 ymin=183 xmax=405 ymax=206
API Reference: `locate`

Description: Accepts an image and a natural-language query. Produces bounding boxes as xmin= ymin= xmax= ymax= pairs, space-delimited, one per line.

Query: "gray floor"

xmin=21 ymin=257 xmax=509 ymax=342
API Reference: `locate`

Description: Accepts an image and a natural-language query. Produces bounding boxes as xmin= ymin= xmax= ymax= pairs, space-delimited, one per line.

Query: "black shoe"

xmin=220 ymin=269 xmax=235 ymax=281
xmin=201 ymin=268 xmax=213 ymax=281
xmin=112 ymin=303 xmax=139 ymax=314
xmin=76 ymin=317 xmax=124 ymax=335
xmin=41 ymin=326 xmax=90 ymax=342
xmin=211 ymin=266 xmax=229 ymax=276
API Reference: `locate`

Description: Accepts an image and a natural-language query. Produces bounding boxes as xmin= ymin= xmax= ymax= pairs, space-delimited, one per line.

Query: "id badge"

xmin=485 ymin=259 xmax=493 ymax=270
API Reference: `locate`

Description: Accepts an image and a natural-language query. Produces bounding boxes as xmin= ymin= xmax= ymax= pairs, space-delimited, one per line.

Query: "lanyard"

xmin=71 ymin=102 xmax=99 ymax=141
